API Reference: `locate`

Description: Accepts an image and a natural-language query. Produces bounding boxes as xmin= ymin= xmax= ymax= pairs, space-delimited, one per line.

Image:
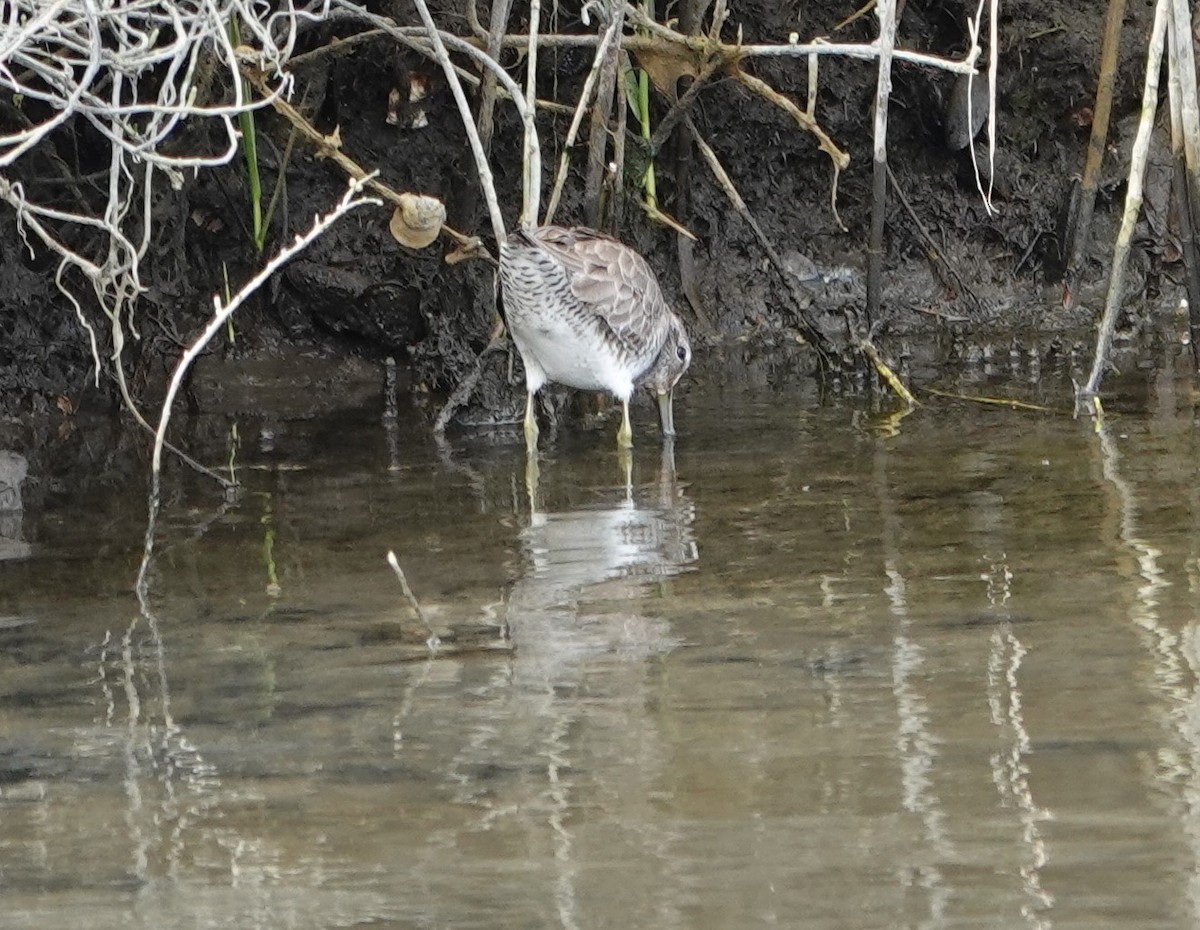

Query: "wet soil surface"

xmin=0 ymin=0 xmax=1178 ymax=423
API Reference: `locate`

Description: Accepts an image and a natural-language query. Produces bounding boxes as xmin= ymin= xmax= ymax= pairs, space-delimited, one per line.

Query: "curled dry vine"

xmin=0 ymin=0 xmax=327 ymax=410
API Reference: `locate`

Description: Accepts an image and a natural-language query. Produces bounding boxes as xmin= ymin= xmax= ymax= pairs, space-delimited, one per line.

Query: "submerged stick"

xmin=922 ymin=387 xmax=1054 ymax=412
xmin=859 ymin=339 xmax=917 ymax=409
xmin=386 ymin=550 xmax=441 ymax=651
xmin=1077 ymin=0 xmax=1168 ymax=415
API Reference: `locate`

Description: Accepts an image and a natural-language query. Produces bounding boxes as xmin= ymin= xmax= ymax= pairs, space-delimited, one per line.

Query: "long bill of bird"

xmin=642 ymin=314 xmax=692 ymax=437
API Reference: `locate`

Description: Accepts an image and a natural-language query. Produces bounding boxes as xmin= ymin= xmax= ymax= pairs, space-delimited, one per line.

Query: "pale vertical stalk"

xmin=1167 ymin=0 xmax=1200 ymax=172
xmin=408 ymin=0 xmax=506 ymax=243
xmin=1166 ymin=0 xmax=1200 ymax=362
xmin=476 ymin=0 xmax=514 ymax=154
xmin=522 ymin=0 xmax=543 ymax=229
xmin=864 ymin=0 xmax=897 ymax=331
xmin=984 ymin=0 xmax=999 ymax=205
xmin=1078 ymin=0 xmax=1168 ymax=411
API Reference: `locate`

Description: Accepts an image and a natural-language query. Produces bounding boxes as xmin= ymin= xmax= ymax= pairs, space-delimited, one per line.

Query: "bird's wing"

xmin=529 ymin=227 xmax=667 ymax=355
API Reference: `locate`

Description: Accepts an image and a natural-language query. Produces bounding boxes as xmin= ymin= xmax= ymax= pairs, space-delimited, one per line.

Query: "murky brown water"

xmin=4 ymin=353 xmax=1200 ymax=929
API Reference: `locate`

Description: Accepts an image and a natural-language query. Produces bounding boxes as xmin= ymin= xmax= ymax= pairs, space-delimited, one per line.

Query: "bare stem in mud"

xmin=544 ymin=10 xmax=626 ymax=226
xmin=1164 ymin=0 xmax=1200 ymax=365
xmin=522 ymin=0 xmax=543 ymax=229
xmin=584 ymin=4 xmax=627 ymax=228
xmin=476 ymin=0 xmax=515 ymax=155
xmin=885 ymin=165 xmax=982 ymax=310
xmin=1062 ymin=0 xmax=1126 ymax=304
xmin=683 ymin=116 xmax=830 ymax=354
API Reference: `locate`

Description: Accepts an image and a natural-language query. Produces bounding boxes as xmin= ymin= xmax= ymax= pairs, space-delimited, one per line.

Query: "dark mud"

xmin=0 ymin=0 xmax=1174 ymax=426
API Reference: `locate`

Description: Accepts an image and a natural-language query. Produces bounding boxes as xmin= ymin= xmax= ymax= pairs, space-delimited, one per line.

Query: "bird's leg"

xmin=617 ymin=398 xmax=634 ymax=449
xmin=618 ymin=445 xmax=633 ymax=501
xmin=525 ymin=448 xmax=541 ymax=512
xmin=523 ymin=389 xmax=540 ymax=451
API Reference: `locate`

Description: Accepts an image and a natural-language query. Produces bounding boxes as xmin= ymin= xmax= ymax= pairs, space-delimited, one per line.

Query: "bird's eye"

xmin=676 ymin=345 xmax=688 ymax=361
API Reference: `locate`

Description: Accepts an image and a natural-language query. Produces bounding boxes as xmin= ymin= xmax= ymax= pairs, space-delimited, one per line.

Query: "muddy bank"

xmin=0 ymin=0 xmax=1175 ymax=428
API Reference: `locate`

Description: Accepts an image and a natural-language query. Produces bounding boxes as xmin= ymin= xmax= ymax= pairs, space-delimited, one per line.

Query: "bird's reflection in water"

xmin=435 ymin=442 xmax=699 ymax=928
xmin=511 ymin=442 xmax=697 ymax=689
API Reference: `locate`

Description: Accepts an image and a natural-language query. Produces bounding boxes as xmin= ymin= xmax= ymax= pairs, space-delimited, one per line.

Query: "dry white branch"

xmin=543 ymin=8 xmax=624 ymax=226
xmin=151 ymin=177 xmax=381 ymax=478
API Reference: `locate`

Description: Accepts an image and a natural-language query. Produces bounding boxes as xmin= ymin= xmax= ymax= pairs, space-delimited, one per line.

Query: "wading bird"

xmin=498 ymin=225 xmax=691 ymax=451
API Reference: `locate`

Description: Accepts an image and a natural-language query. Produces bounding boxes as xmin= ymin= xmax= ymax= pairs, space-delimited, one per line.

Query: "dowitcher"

xmin=498 ymin=225 xmax=691 ymax=450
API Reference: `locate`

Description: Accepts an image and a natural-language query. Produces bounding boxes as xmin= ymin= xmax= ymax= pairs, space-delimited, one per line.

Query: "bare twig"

xmin=683 ymin=115 xmax=833 ymax=357
xmin=621 ymin=4 xmax=978 ymax=74
xmin=885 ymin=164 xmax=982 ymax=309
xmin=922 ymin=388 xmax=1053 ymax=412
xmin=648 ymin=54 xmax=721 ymax=156
xmin=150 ymin=178 xmax=380 ymax=482
xmin=242 ymin=67 xmax=485 ymax=255
xmin=311 ymin=13 xmax=978 ymax=79
xmin=584 ymin=4 xmax=627 ymax=227
xmin=433 ymin=333 xmax=510 ymax=434
xmin=864 ymin=0 xmax=898 ymax=338
xmin=961 ymin=0 xmax=999 ymax=212
xmin=522 ymin=0 xmax=543 ymax=228
xmin=334 ymin=0 xmax=529 ymax=245
xmin=290 ymin=22 xmax=575 ymax=115
xmin=686 ymin=112 xmax=914 ymax=404
xmin=477 ymin=0 xmax=515 ymax=154
xmin=544 ymin=9 xmax=625 ymax=225
xmin=1063 ymin=0 xmax=1126 ymax=304
xmin=610 ymin=52 xmax=631 ymax=231
xmin=730 ymin=68 xmax=849 ymax=229
xmin=0 ymin=0 xmax=323 ymax=391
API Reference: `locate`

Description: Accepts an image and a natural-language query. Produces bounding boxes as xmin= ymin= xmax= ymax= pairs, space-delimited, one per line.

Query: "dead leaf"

xmin=631 ymin=43 xmax=704 ymax=97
